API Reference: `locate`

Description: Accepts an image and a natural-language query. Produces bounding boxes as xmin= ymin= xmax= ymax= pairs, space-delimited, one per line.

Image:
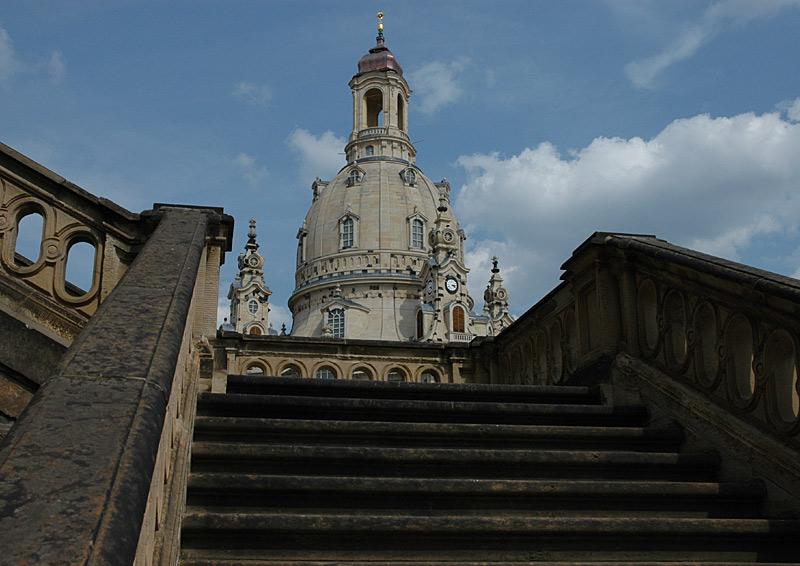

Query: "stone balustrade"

xmin=0 ymin=205 xmax=232 ymax=566
xmin=492 ymin=232 xmax=800 ymax=442
xmin=0 ymin=142 xmax=154 ymax=341
xmin=357 ymin=126 xmax=410 ymax=142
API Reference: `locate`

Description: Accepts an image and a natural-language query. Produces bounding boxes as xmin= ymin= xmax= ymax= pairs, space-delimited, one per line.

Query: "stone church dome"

xmin=287 ymin=15 xmax=512 ymax=342
xmin=299 ymin=163 xmax=440 ymax=267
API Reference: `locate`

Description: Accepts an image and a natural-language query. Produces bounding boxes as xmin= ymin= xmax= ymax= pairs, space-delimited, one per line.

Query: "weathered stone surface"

xmin=0 ymin=207 xmax=218 ymax=566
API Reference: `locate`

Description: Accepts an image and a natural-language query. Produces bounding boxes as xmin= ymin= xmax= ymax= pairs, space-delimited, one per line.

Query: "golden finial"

xmin=377 ymin=11 xmax=385 ymax=34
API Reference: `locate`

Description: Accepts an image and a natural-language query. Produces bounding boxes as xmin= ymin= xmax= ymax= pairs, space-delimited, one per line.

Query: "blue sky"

xmin=2 ymin=1 xmax=800 ymax=331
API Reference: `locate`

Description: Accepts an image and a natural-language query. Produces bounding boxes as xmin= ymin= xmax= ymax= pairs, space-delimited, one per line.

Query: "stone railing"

xmin=357 ymin=127 xmax=410 ymax=142
xmin=211 ymin=334 xmax=482 ymax=389
xmin=0 ymin=205 xmax=232 ymax=566
xmin=488 ymin=232 xmax=800 ymax=511
xmin=0 ymin=142 xmax=155 ymax=341
xmin=493 ymin=232 xmax=800 ymax=442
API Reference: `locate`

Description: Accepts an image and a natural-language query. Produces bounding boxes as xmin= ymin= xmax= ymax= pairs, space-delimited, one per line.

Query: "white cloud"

xmin=407 ymin=60 xmax=466 ymax=114
xmin=286 ymin=128 xmax=345 ymax=183
xmin=0 ymin=26 xmax=21 ymax=86
xmin=455 ymin=108 xmax=800 ymax=311
xmin=625 ymin=0 xmax=800 ymax=89
xmin=778 ymin=97 xmax=800 ymax=122
xmin=233 ymin=80 xmax=272 ymax=105
xmin=217 ymin=296 xmax=231 ymax=327
xmin=234 ymin=152 xmax=268 ymax=187
xmin=0 ymin=26 xmax=66 ymax=86
xmin=268 ymin=304 xmax=293 ymax=335
xmin=46 ymin=50 xmax=65 ymax=83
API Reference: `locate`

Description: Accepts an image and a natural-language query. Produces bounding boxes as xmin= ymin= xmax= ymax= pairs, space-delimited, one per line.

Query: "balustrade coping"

xmin=0 ymin=141 xmax=141 ymax=225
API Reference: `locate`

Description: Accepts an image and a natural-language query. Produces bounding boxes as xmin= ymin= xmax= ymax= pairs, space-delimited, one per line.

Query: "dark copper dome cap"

xmin=357 ymin=34 xmax=403 ymax=76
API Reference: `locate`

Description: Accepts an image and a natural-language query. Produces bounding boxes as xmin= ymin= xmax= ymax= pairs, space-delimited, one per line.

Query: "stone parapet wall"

xmin=211 ymin=333 xmax=484 ymax=388
xmin=0 ymin=206 xmax=232 ymax=566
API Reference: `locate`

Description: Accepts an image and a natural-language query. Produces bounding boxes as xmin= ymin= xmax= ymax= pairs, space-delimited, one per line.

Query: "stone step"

xmin=189 ymin=443 xmax=720 ymax=481
xmin=179 ymin=514 xmax=800 ymax=562
xmin=181 ymin=561 xmax=797 ymax=566
xmin=196 ymin=392 xmax=649 ymax=426
xmin=192 ymin=416 xmax=684 ymax=451
xmin=226 ymin=374 xmax=604 ymax=405
xmin=186 ymin=474 xmax=765 ymax=518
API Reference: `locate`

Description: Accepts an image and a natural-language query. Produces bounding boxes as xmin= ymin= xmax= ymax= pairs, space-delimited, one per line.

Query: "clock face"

xmin=445 ymin=276 xmax=458 ymax=294
xmin=443 ymin=229 xmax=455 ymax=243
xmin=249 ymin=256 xmax=260 ymax=267
xmin=425 ymin=279 xmax=434 ymax=294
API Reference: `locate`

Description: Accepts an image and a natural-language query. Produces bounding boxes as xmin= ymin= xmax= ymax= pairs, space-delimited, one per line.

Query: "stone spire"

xmin=483 ymin=256 xmax=514 ymax=334
xmin=228 ymin=218 xmax=273 ymax=335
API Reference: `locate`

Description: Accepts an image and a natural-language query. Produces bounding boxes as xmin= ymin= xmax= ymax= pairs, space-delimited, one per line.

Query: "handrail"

xmin=0 ymin=205 xmax=231 ymax=566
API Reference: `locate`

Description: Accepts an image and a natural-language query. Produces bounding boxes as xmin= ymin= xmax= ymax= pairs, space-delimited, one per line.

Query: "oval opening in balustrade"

xmin=535 ymin=332 xmax=548 ymax=384
xmin=65 ymin=239 xmax=97 ymax=296
xmin=510 ymin=347 xmax=522 ymax=384
xmin=663 ymin=291 xmax=687 ymax=369
xmin=693 ymin=303 xmax=719 ymax=388
xmin=14 ymin=210 xmax=44 ymax=266
xmin=637 ymin=279 xmax=659 ymax=354
xmin=764 ymin=330 xmax=799 ymax=426
xmin=550 ymin=321 xmax=563 ymax=383
xmin=564 ymin=310 xmax=578 ymax=372
xmin=725 ymin=316 xmax=755 ymax=403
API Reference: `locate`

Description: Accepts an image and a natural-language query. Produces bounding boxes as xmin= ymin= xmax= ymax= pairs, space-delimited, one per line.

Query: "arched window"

xmin=397 ymin=94 xmax=405 ymax=131
xmin=411 ymin=219 xmax=424 ymax=248
xmin=387 ymin=369 xmax=405 ymax=382
xmin=348 ymin=169 xmax=361 ymax=186
xmin=352 ymin=368 xmax=372 ymax=380
xmin=281 ymin=365 xmax=301 ymax=377
xmin=316 ymin=367 xmax=336 ymax=379
xmin=328 ymin=308 xmax=345 ymax=338
xmin=248 ymin=300 xmax=259 ymax=314
xmin=416 ymin=310 xmax=424 ymax=339
xmin=404 ymin=169 xmax=416 ymax=184
xmin=452 ymin=305 xmax=466 ymax=333
xmin=365 ymin=88 xmax=383 ymax=127
xmin=341 ymin=218 xmax=354 ymax=249
xmin=245 ymin=364 xmax=265 ymax=374
xmin=420 ymin=371 xmax=438 ymax=383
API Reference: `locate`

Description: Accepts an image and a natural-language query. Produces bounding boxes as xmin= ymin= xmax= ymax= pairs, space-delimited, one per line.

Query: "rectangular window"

xmin=341 ymin=218 xmax=354 ymax=249
xmin=329 ymin=308 xmax=345 ymax=338
xmin=411 ymin=219 xmax=424 ymax=248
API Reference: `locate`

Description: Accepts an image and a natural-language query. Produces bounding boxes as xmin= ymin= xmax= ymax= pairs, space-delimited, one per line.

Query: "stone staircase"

xmin=179 ymin=375 xmax=800 ymax=564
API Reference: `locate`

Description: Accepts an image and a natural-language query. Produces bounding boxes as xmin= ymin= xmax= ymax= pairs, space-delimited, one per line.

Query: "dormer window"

xmin=411 ymin=219 xmax=424 ymax=248
xmin=341 ymin=218 xmax=354 ymax=249
xmin=328 ymin=308 xmax=345 ymax=338
xmin=338 ymin=210 xmax=360 ymax=250
xmin=404 ymin=169 xmax=416 ymax=184
xmin=406 ymin=210 xmax=428 ymax=250
xmin=347 ymin=169 xmax=362 ymax=187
